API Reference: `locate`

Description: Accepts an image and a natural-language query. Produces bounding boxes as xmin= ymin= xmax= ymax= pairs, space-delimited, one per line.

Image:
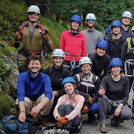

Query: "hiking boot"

xmin=100 ymin=122 xmax=107 ymax=133
xmin=111 ymin=117 xmax=120 ymax=127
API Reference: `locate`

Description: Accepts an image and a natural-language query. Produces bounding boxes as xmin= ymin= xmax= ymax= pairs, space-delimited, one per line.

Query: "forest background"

xmin=0 ymin=0 xmax=134 ymax=119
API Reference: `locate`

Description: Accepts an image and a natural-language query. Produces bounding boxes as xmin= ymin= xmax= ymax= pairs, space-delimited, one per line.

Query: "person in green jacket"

xmin=14 ymin=5 xmax=53 ymax=73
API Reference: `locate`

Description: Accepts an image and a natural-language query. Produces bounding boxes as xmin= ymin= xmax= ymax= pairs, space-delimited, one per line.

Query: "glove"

xmin=57 ymin=117 xmax=68 ymax=125
xmin=82 ymin=105 xmax=89 ymax=113
xmin=15 ymin=30 xmax=22 ymax=40
xmin=88 ymin=96 xmax=93 ymax=105
xmin=56 ymin=121 xmax=63 ymax=127
xmin=42 ymin=30 xmax=49 ymax=41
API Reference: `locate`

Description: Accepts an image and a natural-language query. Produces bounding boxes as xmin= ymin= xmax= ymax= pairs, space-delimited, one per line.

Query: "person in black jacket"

xmin=98 ymin=58 xmax=132 ymax=133
xmin=90 ymin=40 xmax=110 ymax=80
xmin=106 ymin=20 xmax=128 ymax=59
xmin=43 ymin=49 xmax=71 ymax=122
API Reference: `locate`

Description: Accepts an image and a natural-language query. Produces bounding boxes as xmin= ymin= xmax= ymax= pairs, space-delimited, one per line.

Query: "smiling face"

xmin=28 ymin=12 xmax=40 ymax=23
xmin=112 ymin=26 xmax=121 ymax=35
xmin=122 ymin=17 xmax=131 ymax=26
xmin=71 ymin=21 xmax=79 ymax=32
xmin=53 ymin=57 xmax=64 ymax=68
xmin=81 ymin=63 xmax=91 ymax=75
xmin=28 ymin=59 xmax=41 ymax=75
xmin=111 ymin=66 xmax=121 ymax=76
xmin=64 ymin=82 xmax=75 ymax=95
xmin=86 ymin=20 xmax=95 ymax=28
xmin=96 ymin=47 xmax=106 ymax=57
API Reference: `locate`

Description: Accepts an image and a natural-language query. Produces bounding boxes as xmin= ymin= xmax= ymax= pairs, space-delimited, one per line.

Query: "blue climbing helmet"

xmin=109 ymin=58 xmax=123 ymax=67
xmin=111 ymin=20 xmax=122 ymax=28
xmin=62 ymin=77 xmax=77 ymax=87
xmin=96 ymin=40 xmax=108 ymax=51
xmin=70 ymin=14 xmax=81 ymax=24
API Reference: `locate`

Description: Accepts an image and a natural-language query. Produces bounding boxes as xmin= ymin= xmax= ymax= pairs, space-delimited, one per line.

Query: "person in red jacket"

xmin=60 ymin=14 xmax=86 ymax=76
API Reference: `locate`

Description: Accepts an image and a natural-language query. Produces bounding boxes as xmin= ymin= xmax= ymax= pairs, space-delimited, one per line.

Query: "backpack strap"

xmin=39 ymin=24 xmax=44 ymax=32
xmin=20 ymin=24 xmax=25 ymax=32
xmin=77 ymin=73 xmax=83 ymax=88
xmin=126 ymin=37 xmax=131 ymax=53
xmin=92 ymin=74 xmax=96 ymax=90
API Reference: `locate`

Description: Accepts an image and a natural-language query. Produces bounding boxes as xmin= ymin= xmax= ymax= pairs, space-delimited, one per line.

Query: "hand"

xmin=18 ymin=112 xmax=26 ymax=122
xmin=31 ymin=105 xmax=41 ymax=117
xmin=42 ymin=31 xmax=49 ymax=41
xmin=53 ymin=91 xmax=59 ymax=97
xmin=114 ymin=106 xmax=121 ymax=117
xmin=56 ymin=121 xmax=63 ymax=127
xmin=57 ymin=117 xmax=68 ymax=125
xmin=88 ymin=96 xmax=93 ymax=105
xmin=15 ymin=30 xmax=22 ymax=40
xmin=99 ymin=86 xmax=105 ymax=96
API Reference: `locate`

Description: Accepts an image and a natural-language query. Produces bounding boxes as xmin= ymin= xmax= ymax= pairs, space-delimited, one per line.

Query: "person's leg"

xmin=16 ymin=97 xmax=33 ymax=115
xmin=36 ymin=94 xmax=54 ymax=116
xmin=72 ymin=61 xmax=82 ymax=76
xmin=98 ymin=95 xmax=113 ymax=133
xmin=120 ymin=105 xmax=132 ymax=120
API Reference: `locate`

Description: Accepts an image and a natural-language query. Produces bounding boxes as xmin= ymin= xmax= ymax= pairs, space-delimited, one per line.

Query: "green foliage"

xmin=0 ymin=90 xmax=12 ymax=119
xmin=0 ymin=0 xmax=27 ymax=44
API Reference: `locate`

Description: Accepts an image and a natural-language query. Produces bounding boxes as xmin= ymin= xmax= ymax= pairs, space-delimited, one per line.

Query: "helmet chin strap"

xmin=30 ymin=20 xmax=37 ymax=23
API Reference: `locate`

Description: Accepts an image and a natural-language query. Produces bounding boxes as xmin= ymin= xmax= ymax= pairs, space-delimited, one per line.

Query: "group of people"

xmin=13 ymin=5 xmax=134 ymax=134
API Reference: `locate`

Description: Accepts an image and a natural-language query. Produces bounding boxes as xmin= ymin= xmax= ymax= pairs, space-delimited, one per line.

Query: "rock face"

xmin=1 ymin=47 xmax=19 ymax=100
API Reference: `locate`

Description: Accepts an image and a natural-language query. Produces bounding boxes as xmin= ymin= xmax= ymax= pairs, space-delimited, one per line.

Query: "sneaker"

xmin=111 ymin=117 xmax=120 ymax=127
xmin=98 ymin=122 xmax=109 ymax=133
xmin=99 ymin=122 xmax=107 ymax=133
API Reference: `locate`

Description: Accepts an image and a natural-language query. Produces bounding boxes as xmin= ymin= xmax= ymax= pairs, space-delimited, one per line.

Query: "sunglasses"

xmin=28 ymin=12 xmax=39 ymax=16
xmin=87 ymin=19 xmax=95 ymax=22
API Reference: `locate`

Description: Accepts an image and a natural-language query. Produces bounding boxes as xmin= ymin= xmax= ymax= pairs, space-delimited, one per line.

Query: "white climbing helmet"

xmin=28 ymin=5 xmax=40 ymax=14
xmin=122 ymin=11 xmax=132 ymax=19
xmin=86 ymin=13 xmax=96 ymax=20
xmin=79 ymin=57 xmax=92 ymax=66
xmin=52 ymin=49 xmax=65 ymax=58
xmin=132 ymin=26 xmax=134 ymax=31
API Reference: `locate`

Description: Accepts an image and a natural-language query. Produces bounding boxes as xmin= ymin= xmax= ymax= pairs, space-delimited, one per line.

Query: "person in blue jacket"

xmin=16 ymin=55 xmax=53 ymax=123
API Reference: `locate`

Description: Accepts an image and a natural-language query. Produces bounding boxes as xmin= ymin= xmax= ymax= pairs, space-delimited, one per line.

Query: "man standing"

xmin=121 ymin=11 xmax=132 ymax=40
xmin=14 ymin=5 xmax=53 ymax=73
xmin=82 ymin=13 xmax=103 ymax=57
xmin=17 ymin=55 xmax=53 ymax=123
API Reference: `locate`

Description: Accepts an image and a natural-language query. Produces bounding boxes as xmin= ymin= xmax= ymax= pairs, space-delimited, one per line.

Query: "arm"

xmin=81 ymin=34 xmax=86 ymax=57
xmin=65 ymin=95 xmax=84 ymax=120
xmin=60 ymin=32 xmax=65 ymax=51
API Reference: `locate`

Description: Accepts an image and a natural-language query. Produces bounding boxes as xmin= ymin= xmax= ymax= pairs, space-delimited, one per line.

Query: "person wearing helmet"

xmin=98 ymin=58 xmax=132 ymax=133
xmin=121 ymin=11 xmax=132 ymax=39
xmin=60 ymin=14 xmax=86 ymax=76
xmin=90 ymin=40 xmax=110 ymax=80
xmin=43 ymin=49 xmax=71 ymax=122
xmin=16 ymin=55 xmax=53 ymax=123
xmin=82 ymin=13 xmax=103 ymax=57
xmin=107 ymin=20 xmax=128 ymax=60
xmin=53 ymin=77 xmax=84 ymax=133
xmin=73 ymin=57 xmax=102 ymax=121
xmin=14 ymin=5 xmax=53 ymax=73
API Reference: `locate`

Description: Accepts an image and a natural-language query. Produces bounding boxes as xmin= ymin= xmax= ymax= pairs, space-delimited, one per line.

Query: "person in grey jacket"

xmin=82 ymin=13 xmax=103 ymax=57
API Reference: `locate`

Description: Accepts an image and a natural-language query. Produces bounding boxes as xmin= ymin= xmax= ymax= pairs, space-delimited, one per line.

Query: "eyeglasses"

xmin=28 ymin=12 xmax=39 ymax=16
xmin=87 ymin=19 xmax=95 ymax=22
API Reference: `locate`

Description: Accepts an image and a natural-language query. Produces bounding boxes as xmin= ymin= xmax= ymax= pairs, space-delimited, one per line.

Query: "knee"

xmin=58 ymin=104 xmax=66 ymax=111
xmin=120 ymin=108 xmax=132 ymax=120
xmin=90 ymin=102 xmax=98 ymax=114
xmin=66 ymin=104 xmax=74 ymax=110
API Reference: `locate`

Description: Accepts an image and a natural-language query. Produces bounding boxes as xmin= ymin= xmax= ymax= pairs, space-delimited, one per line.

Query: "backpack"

xmin=1 ymin=115 xmax=33 ymax=134
xmin=77 ymin=73 xmax=96 ymax=89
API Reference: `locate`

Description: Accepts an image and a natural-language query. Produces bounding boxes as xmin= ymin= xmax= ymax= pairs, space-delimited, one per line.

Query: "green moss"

xmin=0 ymin=90 xmax=12 ymax=119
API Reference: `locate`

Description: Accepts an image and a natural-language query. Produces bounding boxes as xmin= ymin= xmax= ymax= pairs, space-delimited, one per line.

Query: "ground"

xmin=36 ymin=90 xmax=134 ymax=134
